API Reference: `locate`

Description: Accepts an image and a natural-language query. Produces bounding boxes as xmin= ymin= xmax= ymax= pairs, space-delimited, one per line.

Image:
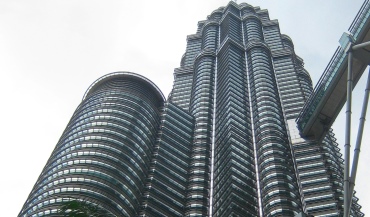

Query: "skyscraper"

xmin=19 ymin=1 xmax=363 ymax=217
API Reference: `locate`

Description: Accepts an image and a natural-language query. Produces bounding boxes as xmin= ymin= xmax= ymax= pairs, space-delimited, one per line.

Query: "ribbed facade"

xmin=140 ymin=102 xmax=194 ymax=216
xmin=169 ymin=1 xmax=363 ymax=216
xmin=20 ymin=2 xmax=364 ymax=217
xmin=19 ymin=72 xmax=165 ymax=217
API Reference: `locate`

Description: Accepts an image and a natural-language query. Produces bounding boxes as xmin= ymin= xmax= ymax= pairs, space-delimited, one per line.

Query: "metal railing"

xmin=296 ymin=0 xmax=370 ymax=131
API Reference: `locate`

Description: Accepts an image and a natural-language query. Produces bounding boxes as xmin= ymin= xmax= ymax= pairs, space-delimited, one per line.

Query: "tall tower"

xmin=168 ymin=1 xmax=363 ymax=216
xmin=18 ymin=72 xmax=166 ymax=217
xmin=169 ymin=2 xmax=303 ymax=216
xmin=19 ymin=2 xmax=364 ymax=217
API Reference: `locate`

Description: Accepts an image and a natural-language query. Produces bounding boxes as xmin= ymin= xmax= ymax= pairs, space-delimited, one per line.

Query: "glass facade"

xmin=20 ymin=2 xmax=364 ymax=217
xmin=140 ymin=102 xmax=195 ymax=216
xmin=168 ymin=1 xmax=363 ymax=216
xmin=19 ymin=72 xmax=165 ymax=217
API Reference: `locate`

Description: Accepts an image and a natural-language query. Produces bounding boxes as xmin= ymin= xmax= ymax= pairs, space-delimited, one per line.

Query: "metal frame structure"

xmin=343 ymin=39 xmax=370 ymax=217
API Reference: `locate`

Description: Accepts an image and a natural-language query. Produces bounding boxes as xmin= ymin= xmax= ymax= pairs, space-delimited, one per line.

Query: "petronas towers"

xmin=19 ymin=2 xmax=363 ymax=217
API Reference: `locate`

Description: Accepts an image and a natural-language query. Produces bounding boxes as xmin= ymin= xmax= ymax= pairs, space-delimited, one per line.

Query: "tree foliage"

xmin=58 ymin=200 xmax=114 ymax=217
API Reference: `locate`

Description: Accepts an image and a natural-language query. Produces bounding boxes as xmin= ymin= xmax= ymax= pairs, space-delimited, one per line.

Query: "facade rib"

xmin=246 ymin=41 xmax=302 ymax=215
xmin=20 ymin=2 xmax=364 ymax=217
xmin=186 ymin=50 xmax=216 ymax=216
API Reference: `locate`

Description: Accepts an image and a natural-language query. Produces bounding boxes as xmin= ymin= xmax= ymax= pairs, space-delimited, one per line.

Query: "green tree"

xmin=58 ymin=200 xmax=114 ymax=217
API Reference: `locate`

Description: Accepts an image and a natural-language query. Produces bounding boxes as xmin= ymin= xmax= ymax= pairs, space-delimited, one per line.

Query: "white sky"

xmin=0 ymin=0 xmax=368 ymax=216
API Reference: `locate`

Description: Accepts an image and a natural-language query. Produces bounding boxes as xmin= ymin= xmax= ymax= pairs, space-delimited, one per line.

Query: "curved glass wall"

xmin=240 ymin=4 xmax=256 ymax=17
xmin=246 ymin=42 xmax=302 ymax=216
xmin=201 ymin=22 xmax=219 ymax=50
xmin=186 ymin=52 xmax=216 ymax=216
xmin=19 ymin=72 xmax=164 ymax=217
xmin=243 ymin=16 xmax=264 ymax=44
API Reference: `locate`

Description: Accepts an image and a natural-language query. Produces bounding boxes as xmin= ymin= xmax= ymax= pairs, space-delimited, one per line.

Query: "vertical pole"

xmin=344 ymin=51 xmax=353 ymax=217
xmin=348 ymin=68 xmax=370 ymax=210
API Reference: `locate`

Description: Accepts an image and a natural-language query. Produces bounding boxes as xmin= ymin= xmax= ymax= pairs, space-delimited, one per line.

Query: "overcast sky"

xmin=0 ymin=0 xmax=368 ymax=216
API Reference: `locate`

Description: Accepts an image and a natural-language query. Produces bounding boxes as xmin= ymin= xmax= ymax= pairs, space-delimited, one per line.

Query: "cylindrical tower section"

xmin=281 ymin=34 xmax=295 ymax=51
xmin=187 ymin=51 xmax=216 ymax=217
xmin=240 ymin=4 xmax=256 ymax=16
xmin=246 ymin=42 xmax=302 ymax=216
xmin=201 ymin=21 xmax=219 ymax=51
xmin=19 ymin=72 xmax=165 ymax=217
xmin=294 ymin=56 xmax=313 ymax=101
xmin=243 ymin=15 xmax=264 ymax=45
xmin=208 ymin=10 xmax=223 ymax=21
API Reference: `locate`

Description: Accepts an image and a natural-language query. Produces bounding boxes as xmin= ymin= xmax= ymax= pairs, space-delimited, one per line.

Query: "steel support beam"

xmin=344 ymin=51 xmax=353 ymax=217
xmin=352 ymin=41 xmax=370 ymax=50
xmin=347 ymin=68 xmax=370 ymax=213
xmin=344 ymin=40 xmax=370 ymax=216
